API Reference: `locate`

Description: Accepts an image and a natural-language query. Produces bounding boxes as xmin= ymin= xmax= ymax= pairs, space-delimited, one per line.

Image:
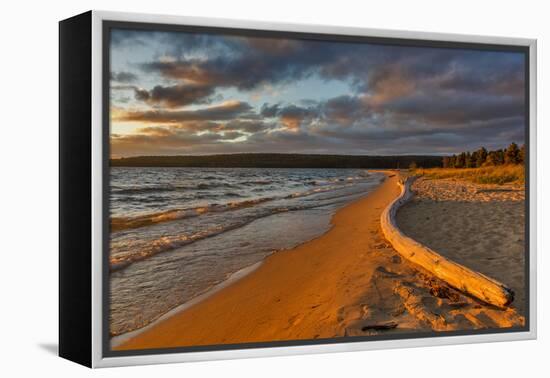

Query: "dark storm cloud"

xmin=138 ymin=35 xmax=369 ymax=90
xmin=242 ymin=115 xmax=524 ymax=156
xmin=260 ymin=103 xmax=281 ymax=118
xmin=111 ymin=83 xmax=216 ymax=108
xmin=256 ymin=90 xmax=525 ymax=153
xmin=433 ymin=53 xmax=525 ymax=96
xmin=132 ymin=87 xmax=150 ymax=102
xmin=277 ymin=105 xmax=320 ymax=130
xmin=260 ymin=102 xmax=322 ymax=130
xmin=386 ymin=92 xmax=524 ymax=125
xmin=133 ymin=84 xmax=216 ymax=108
xmin=312 ymin=114 xmax=523 ymax=144
xmin=112 ymin=29 xmax=526 ymax=156
xmin=140 ymin=38 xmax=524 ymax=106
xmin=141 ymin=55 xmax=315 ymax=91
xmin=259 ymin=95 xmax=369 ymax=129
xmin=322 ymin=95 xmax=370 ymax=126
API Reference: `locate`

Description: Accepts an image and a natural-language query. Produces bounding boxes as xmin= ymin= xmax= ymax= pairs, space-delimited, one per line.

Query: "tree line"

xmin=111 ymin=153 xmax=442 ymax=169
xmin=442 ymin=143 xmax=525 ymax=169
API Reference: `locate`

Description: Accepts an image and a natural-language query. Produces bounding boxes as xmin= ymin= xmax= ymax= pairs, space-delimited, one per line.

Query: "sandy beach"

xmin=115 ymin=173 xmax=524 ymax=351
xmin=396 ymin=177 xmax=526 ymax=315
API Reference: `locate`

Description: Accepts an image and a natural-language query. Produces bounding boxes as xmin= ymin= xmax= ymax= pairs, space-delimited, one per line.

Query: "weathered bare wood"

xmin=380 ymin=175 xmax=514 ymax=308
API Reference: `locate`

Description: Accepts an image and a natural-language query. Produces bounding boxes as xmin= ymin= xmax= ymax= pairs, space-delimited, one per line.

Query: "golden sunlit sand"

xmin=114 ymin=173 xmax=524 ymax=351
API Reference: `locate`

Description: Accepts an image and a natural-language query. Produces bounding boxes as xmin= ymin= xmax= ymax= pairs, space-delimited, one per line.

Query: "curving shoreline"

xmin=114 ymin=172 xmax=524 ymax=351
xmin=109 ymin=169 xmax=383 ymax=336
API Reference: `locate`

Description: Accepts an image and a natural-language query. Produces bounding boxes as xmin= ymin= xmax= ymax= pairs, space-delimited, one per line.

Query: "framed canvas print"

xmin=59 ymin=10 xmax=537 ymax=368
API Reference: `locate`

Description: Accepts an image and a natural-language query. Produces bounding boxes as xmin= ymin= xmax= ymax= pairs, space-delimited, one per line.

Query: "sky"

xmin=109 ymin=28 xmax=526 ymax=157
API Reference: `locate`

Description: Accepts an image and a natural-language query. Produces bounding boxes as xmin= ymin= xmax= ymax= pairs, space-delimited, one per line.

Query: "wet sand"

xmin=115 ymin=173 xmax=524 ymax=351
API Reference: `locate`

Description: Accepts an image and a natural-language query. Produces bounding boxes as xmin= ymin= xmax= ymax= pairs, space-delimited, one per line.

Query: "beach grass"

xmin=412 ymin=165 xmax=525 ymax=185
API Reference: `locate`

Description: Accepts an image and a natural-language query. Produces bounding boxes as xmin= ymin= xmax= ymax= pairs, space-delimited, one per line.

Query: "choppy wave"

xmin=109 ymin=191 xmax=374 ymax=271
xmin=110 ymin=220 xmax=250 ymax=271
xmin=109 ymin=168 xmax=383 ymax=336
xmin=109 ymin=168 xmax=382 ymax=271
xmin=111 ymin=197 xmax=275 ymax=232
xmin=113 ymin=181 xmax=238 ymax=195
xmin=109 ymin=193 xmax=361 ymax=272
xmin=110 ymin=180 xmax=363 ymax=232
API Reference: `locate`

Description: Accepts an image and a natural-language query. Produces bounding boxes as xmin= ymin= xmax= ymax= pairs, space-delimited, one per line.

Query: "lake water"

xmin=109 ymin=167 xmax=385 ymax=336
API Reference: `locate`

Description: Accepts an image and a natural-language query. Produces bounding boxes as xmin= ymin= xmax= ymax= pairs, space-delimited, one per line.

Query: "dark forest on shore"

xmin=110 ymin=153 xmax=442 ymax=169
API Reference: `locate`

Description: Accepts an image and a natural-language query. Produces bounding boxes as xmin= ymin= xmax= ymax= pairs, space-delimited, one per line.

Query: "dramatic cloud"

xmin=321 ymin=95 xmax=370 ymax=126
xmin=260 ymin=103 xmax=281 ymax=118
xmin=109 ymin=28 xmax=527 ymax=156
xmin=134 ymin=84 xmax=216 ymax=108
xmin=274 ymin=104 xmax=319 ymax=130
xmin=114 ymin=100 xmax=256 ymax=123
xmin=386 ymin=92 xmax=524 ymax=125
xmin=140 ymin=55 xmax=316 ymax=91
xmin=221 ymin=120 xmax=275 ymax=133
xmin=111 ymin=125 xmax=249 ymax=156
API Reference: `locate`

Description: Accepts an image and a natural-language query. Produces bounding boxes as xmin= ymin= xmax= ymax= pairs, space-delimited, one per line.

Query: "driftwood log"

xmin=380 ymin=175 xmax=514 ymax=308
